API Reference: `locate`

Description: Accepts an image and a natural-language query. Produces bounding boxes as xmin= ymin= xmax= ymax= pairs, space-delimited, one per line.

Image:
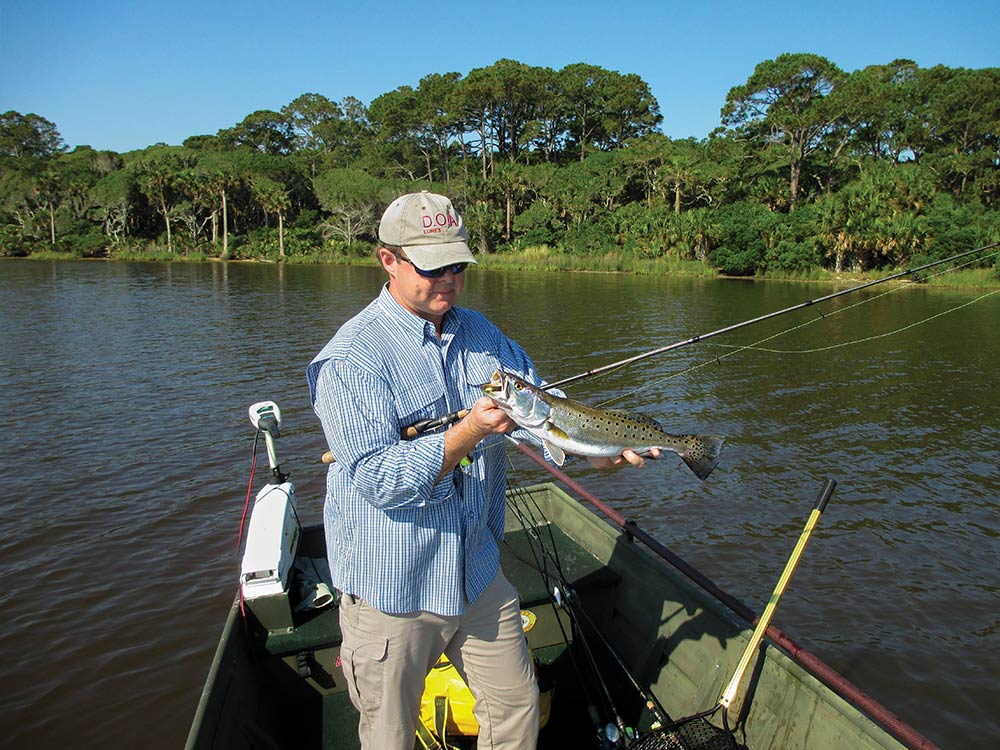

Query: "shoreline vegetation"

xmin=12 ymin=245 xmax=999 ymax=289
xmin=4 ymin=55 xmax=998 ymax=286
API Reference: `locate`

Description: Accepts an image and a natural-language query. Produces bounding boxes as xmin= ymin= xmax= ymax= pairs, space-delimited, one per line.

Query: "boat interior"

xmin=187 ymin=483 xmax=909 ymax=750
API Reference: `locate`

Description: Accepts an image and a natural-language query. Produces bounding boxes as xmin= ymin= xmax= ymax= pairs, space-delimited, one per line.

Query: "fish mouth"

xmin=481 ymin=371 xmax=507 ymax=396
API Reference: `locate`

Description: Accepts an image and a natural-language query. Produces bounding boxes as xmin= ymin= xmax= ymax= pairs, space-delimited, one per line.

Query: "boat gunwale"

xmin=185 ymin=597 xmax=242 ymax=750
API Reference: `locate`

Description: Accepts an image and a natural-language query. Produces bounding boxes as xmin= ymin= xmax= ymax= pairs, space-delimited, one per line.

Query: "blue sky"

xmin=2 ymin=0 xmax=997 ymax=154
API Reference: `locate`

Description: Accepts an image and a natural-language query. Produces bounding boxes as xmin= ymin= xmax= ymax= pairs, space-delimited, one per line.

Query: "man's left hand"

xmin=587 ymin=448 xmax=660 ymax=469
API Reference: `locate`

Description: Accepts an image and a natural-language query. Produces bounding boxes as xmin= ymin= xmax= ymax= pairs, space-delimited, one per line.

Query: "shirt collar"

xmin=377 ymin=283 xmax=461 ymax=341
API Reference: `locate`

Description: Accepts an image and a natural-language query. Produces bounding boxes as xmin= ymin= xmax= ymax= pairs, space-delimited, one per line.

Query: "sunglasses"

xmin=392 ymin=252 xmax=468 ymax=279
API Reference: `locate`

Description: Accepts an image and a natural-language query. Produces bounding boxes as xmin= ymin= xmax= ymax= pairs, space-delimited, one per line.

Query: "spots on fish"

xmin=583 ymin=412 xmax=662 ymax=440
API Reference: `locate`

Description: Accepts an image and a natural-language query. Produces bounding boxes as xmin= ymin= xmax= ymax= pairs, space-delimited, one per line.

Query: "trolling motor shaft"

xmin=249 ymin=401 xmax=288 ymax=483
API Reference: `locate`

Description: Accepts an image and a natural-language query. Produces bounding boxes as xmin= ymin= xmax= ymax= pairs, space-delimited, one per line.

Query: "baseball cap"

xmin=378 ymin=191 xmax=476 ymax=270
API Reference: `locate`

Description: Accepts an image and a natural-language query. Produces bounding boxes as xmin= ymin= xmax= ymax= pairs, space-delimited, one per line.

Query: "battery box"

xmin=240 ymin=481 xmax=300 ymax=633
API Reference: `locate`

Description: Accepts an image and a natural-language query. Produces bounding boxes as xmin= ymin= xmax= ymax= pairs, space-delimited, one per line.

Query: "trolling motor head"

xmin=249 ymin=401 xmax=287 ymax=483
xmin=249 ymin=401 xmax=282 ymax=437
xmin=241 ymin=400 xmax=301 ymax=633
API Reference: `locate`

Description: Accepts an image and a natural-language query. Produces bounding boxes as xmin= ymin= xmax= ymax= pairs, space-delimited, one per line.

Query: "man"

xmin=307 ymin=191 xmax=650 ymax=750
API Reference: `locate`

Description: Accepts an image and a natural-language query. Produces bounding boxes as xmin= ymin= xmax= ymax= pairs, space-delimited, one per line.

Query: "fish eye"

xmin=514 ymin=382 xmax=523 ymax=391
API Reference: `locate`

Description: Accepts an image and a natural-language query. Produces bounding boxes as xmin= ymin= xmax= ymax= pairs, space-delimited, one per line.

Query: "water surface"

xmin=0 ymin=259 xmax=996 ymax=749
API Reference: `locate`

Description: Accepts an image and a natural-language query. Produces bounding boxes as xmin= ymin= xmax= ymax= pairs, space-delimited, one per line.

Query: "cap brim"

xmin=401 ymin=241 xmax=477 ymax=270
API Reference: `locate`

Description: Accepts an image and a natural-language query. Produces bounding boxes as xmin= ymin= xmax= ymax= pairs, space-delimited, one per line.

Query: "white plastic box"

xmin=240 ymin=481 xmax=300 ymax=632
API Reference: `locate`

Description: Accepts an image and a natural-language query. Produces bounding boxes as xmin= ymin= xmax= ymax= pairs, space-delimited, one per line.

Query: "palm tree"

xmin=252 ymin=176 xmax=291 ymax=259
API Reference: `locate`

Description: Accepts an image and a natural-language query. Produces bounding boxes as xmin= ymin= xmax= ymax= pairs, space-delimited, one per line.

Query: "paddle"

xmin=719 ymin=478 xmax=836 ymax=714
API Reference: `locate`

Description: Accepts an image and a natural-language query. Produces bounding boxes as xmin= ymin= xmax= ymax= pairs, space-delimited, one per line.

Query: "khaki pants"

xmin=338 ymin=571 xmax=540 ymax=750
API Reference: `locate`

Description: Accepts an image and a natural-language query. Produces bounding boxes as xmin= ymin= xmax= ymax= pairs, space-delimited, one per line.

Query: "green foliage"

xmin=923 ymin=193 xmax=991 ymax=259
xmin=562 ymin=219 xmax=616 ymax=255
xmin=721 ymin=53 xmax=847 ymax=207
xmin=0 ymin=223 xmax=35 ymax=256
xmin=60 ymin=227 xmax=108 ymax=257
xmin=2 ymin=55 xmax=998 ymax=282
xmin=765 ymin=205 xmax=821 ymax=274
xmin=0 ymin=111 xmax=66 ymax=157
xmin=513 ymin=200 xmax=560 ymax=248
xmin=766 ymin=239 xmax=818 ymax=274
xmin=709 ymin=202 xmax=776 ymax=275
xmin=237 ymin=225 xmax=324 ymax=260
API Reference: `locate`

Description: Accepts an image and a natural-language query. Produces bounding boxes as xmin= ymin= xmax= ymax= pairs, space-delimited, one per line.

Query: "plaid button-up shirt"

xmin=307 ymin=285 xmax=544 ymax=616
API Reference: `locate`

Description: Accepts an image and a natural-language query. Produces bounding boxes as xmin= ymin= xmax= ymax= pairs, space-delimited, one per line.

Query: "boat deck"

xmin=193 ymin=515 xmax=635 ymax=749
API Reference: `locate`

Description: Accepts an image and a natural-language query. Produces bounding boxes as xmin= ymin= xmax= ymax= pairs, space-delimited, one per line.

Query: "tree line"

xmin=2 ymin=54 xmax=998 ymax=276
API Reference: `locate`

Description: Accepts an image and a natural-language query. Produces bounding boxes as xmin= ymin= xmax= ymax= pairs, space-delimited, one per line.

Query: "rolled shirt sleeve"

xmin=314 ymin=360 xmax=447 ymax=510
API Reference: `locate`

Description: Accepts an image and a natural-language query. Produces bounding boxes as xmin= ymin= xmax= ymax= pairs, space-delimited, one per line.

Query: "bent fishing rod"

xmin=318 ymin=241 xmax=998 ymax=457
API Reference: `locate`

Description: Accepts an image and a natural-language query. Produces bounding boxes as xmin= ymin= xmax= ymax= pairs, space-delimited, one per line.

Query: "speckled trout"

xmin=482 ymin=371 xmax=724 ymax=480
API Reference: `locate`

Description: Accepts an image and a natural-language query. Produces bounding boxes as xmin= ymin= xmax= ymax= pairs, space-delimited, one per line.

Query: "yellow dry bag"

xmin=416 ymin=610 xmax=552 ymax=747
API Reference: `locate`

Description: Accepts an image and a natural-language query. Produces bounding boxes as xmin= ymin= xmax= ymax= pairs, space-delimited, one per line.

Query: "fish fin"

xmin=679 ymin=435 xmax=725 ymax=480
xmin=544 ymin=441 xmax=566 ymax=466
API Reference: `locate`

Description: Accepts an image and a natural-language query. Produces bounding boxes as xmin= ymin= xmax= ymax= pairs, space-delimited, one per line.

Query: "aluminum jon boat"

xmin=186 ymin=402 xmax=938 ymax=750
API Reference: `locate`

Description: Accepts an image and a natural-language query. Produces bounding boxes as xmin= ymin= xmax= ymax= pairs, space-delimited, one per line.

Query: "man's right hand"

xmin=464 ymin=397 xmax=518 ymax=438
xmin=439 ymin=398 xmax=515 ymax=480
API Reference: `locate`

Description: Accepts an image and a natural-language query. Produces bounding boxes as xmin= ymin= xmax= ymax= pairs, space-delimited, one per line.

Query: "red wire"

xmin=238 ymin=450 xmax=257 ymax=551
xmin=238 ymin=437 xmax=259 ymax=618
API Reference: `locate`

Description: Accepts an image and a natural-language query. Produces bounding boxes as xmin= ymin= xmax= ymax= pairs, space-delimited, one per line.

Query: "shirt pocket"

xmin=391 ymin=381 xmax=446 ymax=429
xmin=461 ymin=350 xmax=502 ymax=404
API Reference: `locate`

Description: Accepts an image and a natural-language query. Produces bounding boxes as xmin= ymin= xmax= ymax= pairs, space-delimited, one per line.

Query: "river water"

xmin=1 ymin=259 xmax=997 ymax=749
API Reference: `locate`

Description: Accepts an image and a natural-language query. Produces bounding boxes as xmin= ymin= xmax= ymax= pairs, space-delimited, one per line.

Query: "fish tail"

xmin=679 ymin=435 xmax=725 ymax=480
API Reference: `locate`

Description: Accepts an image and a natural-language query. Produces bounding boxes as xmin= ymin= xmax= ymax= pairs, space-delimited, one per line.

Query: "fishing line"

xmin=506 ymin=446 xmax=667 ymax=739
xmin=502 ymin=436 xmax=689 ymax=729
xmin=593 ymin=248 xmax=1000 ymax=409
xmin=504 ymin=473 xmax=673 ymax=741
xmin=598 ymin=285 xmax=999 ymax=408
xmin=503 ymin=459 xmax=637 ymax=742
xmin=502 ymin=481 xmax=603 ymax=706
xmin=544 ymin=242 xmax=999 ymax=394
xmin=712 ymin=287 xmax=1000 ymax=356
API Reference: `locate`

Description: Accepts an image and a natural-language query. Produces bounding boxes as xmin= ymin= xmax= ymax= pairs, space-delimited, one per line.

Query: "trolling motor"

xmin=240 ymin=401 xmax=301 ymax=633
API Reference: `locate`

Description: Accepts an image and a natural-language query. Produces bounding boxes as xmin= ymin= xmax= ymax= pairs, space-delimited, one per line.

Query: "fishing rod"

xmin=504 ymin=480 xmax=657 ymax=745
xmin=317 ymin=242 xmax=998 ymax=460
xmin=544 ymin=242 xmax=999 ymax=391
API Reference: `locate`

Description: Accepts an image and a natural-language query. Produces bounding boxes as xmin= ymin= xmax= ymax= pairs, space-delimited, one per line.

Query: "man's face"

xmin=381 ymin=247 xmax=465 ymax=326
